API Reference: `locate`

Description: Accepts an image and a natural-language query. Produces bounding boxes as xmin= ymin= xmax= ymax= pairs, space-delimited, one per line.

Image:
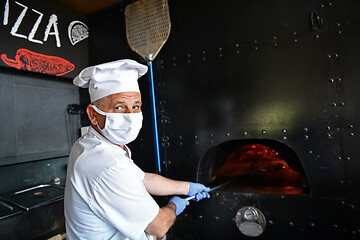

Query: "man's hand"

xmin=169 ymin=196 xmax=190 ymax=215
xmin=187 ymin=182 xmax=211 ymax=201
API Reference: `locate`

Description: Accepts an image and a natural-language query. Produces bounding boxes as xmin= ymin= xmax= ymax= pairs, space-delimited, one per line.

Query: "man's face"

xmin=87 ymin=92 xmax=142 ymax=129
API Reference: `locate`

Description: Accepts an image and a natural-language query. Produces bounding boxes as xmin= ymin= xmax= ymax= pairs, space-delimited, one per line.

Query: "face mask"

xmin=92 ymin=105 xmax=143 ymax=145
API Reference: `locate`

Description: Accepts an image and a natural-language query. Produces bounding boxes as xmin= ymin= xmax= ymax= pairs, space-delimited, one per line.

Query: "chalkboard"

xmin=0 ymin=0 xmax=89 ymax=78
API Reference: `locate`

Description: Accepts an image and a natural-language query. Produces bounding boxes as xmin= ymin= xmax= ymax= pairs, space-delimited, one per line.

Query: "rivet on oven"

xmin=215 ymin=216 xmax=219 ymax=221
xmin=194 ymin=135 xmax=198 ymax=139
xmin=304 ymin=127 xmax=308 ymax=132
xmin=179 ymin=142 xmax=183 ymax=146
xmin=326 ymin=126 xmax=331 ymax=130
xmin=327 ymin=133 xmax=332 ymax=138
xmin=349 ymin=133 xmax=355 ymax=136
xmin=346 ymin=157 xmax=351 ymax=161
xmin=348 ymin=124 xmax=354 ymax=129
xmin=289 ymin=222 xmax=294 ymax=227
xmin=215 ymin=193 xmax=219 ymax=196
xmin=339 ymin=102 xmax=345 ymax=106
xmin=329 ymin=78 xmax=334 ymax=83
xmin=184 ymin=214 xmax=188 ymax=218
xmin=333 ymin=224 xmax=338 ymax=228
xmin=352 ymin=231 xmax=356 ymax=235
xmin=309 ymin=150 xmax=313 ymax=154
xmin=332 ymin=103 xmax=337 ymax=107
xmin=281 ymin=195 xmax=285 ymax=199
xmin=262 ymin=130 xmax=267 ymax=135
xmin=310 ymin=222 xmax=315 ymax=227
xmin=168 ymin=161 xmax=172 ymax=165
xmin=268 ymin=220 xmax=273 ymax=225
xmin=337 ymin=77 xmax=342 ymax=82
xmin=337 ymin=156 xmax=342 ymax=160
xmin=198 ymin=215 xmax=203 ymax=219
xmin=210 ymin=140 xmax=214 ymax=144
xmin=244 ymin=132 xmax=248 ymax=136
xmin=283 ymin=136 xmax=287 ymax=140
xmin=282 ymin=129 xmax=287 ymax=133
xmin=226 ymin=133 xmax=230 ymax=136
xmin=304 ymin=135 xmax=309 ymax=140
xmin=340 ymin=180 xmax=344 ymax=184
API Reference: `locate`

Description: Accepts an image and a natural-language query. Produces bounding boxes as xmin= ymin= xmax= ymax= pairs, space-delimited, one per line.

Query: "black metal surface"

xmin=0 ymin=198 xmax=22 ymax=220
xmin=0 ymin=198 xmax=65 ymax=240
xmin=0 ymin=185 xmax=64 ymax=211
xmin=171 ymin=193 xmax=346 ymax=240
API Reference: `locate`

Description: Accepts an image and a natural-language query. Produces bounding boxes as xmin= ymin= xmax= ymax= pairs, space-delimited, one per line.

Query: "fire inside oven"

xmin=197 ymin=139 xmax=309 ymax=194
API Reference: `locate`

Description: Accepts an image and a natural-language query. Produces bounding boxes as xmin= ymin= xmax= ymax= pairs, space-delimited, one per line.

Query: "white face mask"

xmin=92 ymin=105 xmax=143 ymax=145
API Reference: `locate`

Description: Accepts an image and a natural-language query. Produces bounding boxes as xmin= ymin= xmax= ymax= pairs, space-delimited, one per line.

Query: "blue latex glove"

xmin=169 ymin=196 xmax=190 ymax=216
xmin=192 ymin=191 xmax=210 ymax=202
xmin=187 ymin=182 xmax=211 ymax=201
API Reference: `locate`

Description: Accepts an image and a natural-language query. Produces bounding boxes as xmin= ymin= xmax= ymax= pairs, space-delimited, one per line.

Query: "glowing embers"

xmin=213 ymin=144 xmax=307 ymax=194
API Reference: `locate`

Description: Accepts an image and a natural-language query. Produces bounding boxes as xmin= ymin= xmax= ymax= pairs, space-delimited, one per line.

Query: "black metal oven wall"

xmin=87 ymin=0 xmax=360 ymax=239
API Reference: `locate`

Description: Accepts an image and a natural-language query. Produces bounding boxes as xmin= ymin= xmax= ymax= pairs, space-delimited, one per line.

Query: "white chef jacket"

xmin=64 ymin=126 xmax=159 ymax=240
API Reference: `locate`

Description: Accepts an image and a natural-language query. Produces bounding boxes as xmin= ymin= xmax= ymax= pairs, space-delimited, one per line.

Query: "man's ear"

xmin=86 ymin=104 xmax=98 ymax=125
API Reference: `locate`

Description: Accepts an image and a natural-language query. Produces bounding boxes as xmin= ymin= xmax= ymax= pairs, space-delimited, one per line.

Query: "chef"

xmin=64 ymin=59 xmax=210 ymax=240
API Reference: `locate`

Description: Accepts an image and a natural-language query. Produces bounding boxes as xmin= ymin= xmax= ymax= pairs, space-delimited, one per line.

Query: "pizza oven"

xmin=197 ymin=139 xmax=309 ymax=195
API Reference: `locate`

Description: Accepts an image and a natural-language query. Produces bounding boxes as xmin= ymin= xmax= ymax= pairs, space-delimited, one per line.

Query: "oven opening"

xmin=197 ymin=139 xmax=309 ymax=195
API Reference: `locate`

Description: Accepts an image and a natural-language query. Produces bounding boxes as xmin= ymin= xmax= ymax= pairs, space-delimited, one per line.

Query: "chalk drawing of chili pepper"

xmin=1 ymin=48 xmax=75 ymax=76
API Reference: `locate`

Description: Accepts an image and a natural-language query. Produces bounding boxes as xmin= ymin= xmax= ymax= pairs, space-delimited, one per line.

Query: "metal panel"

xmin=171 ymin=193 xmax=347 ymax=240
xmin=151 ymin=0 xmax=359 ymax=238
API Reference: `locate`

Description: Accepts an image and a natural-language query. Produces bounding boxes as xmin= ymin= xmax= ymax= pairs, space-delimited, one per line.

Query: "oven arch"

xmin=196 ymin=139 xmax=309 ymax=194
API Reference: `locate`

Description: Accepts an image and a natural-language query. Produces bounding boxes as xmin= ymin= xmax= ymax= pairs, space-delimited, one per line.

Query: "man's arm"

xmin=143 ymin=173 xmax=189 ymax=196
xmin=145 ymin=202 xmax=177 ymax=237
xmin=143 ymin=173 xmax=210 ymax=237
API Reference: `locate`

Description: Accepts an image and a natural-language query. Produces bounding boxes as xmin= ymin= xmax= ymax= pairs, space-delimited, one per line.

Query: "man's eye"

xmin=133 ymin=105 xmax=141 ymax=110
xmin=115 ymin=106 xmax=123 ymax=111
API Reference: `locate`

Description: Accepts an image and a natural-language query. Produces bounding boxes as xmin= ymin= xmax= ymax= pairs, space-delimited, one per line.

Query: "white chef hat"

xmin=73 ymin=59 xmax=148 ymax=102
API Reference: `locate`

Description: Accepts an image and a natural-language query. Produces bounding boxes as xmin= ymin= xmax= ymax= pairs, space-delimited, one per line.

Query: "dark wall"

xmin=88 ymin=0 xmax=360 ymax=239
xmin=0 ymin=67 xmax=78 ymax=192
